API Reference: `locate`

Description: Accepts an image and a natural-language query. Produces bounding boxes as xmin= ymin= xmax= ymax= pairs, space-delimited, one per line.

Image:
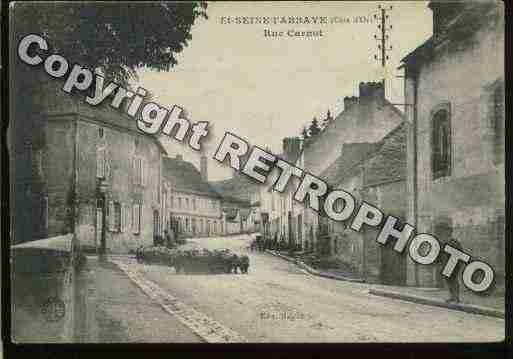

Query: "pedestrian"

xmin=164 ymin=229 xmax=172 ymax=248
xmin=437 ymin=220 xmax=463 ymax=303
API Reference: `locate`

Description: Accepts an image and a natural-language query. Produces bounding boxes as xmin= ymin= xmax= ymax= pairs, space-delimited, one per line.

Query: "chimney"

xmin=200 ymin=154 xmax=208 ymax=181
xmin=359 ymin=82 xmax=385 ymax=103
xmin=175 ymin=154 xmax=183 ymax=161
xmin=428 ymin=1 xmax=467 ymax=44
xmin=343 ymin=96 xmax=358 ymax=111
xmin=283 ymin=137 xmax=302 ymax=160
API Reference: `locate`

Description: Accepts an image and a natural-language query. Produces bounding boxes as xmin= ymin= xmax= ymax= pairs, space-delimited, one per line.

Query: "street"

xmin=114 ymin=234 xmax=504 ymax=343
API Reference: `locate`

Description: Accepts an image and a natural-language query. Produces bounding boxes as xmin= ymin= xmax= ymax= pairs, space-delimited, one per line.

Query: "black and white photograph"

xmin=6 ymin=0 xmax=507 ymax=349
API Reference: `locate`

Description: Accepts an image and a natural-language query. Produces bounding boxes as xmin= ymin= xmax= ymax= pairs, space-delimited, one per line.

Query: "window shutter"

xmin=132 ymin=158 xmax=137 ymax=185
xmin=120 ymin=203 xmax=125 ymax=232
xmin=141 ymin=160 xmax=146 ymax=186
xmin=108 ymin=200 xmax=114 ymax=231
xmin=97 ymin=148 xmax=105 ymax=178
xmin=132 ymin=204 xmax=136 ymax=232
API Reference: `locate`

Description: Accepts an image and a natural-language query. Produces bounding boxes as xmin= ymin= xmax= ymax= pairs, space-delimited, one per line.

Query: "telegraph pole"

xmin=373 ymin=4 xmax=393 ymax=91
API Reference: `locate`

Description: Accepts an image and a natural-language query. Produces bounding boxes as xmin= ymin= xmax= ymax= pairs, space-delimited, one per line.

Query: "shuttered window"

xmin=97 ymin=148 xmax=106 ymax=178
xmin=132 ymin=203 xmax=141 ymax=234
xmin=432 ymin=108 xmax=451 ymax=179
xmin=114 ymin=202 xmax=121 ymax=232
xmin=493 ymin=84 xmax=504 ymax=165
xmin=108 ymin=200 xmax=114 ymax=231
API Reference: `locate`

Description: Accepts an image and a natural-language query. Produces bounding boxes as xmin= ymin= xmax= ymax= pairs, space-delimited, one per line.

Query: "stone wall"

xmin=410 ymin=10 xmax=505 ymax=286
xmin=11 ymin=235 xmax=77 ymax=343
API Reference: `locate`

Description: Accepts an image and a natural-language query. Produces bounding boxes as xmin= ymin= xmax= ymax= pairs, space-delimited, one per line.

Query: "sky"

xmin=136 ymin=1 xmax=432 ymax=181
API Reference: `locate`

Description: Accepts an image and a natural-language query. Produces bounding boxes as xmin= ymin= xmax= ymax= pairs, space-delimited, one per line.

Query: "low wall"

xmin=11 ymin=234 xmax=78 ymax=343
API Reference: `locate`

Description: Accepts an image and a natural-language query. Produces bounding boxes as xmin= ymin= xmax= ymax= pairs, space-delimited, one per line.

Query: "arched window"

xmin=493 ymin=84 xmax=504 ymax=164
xmin=432 ymin=107 xmax=451 ymax=179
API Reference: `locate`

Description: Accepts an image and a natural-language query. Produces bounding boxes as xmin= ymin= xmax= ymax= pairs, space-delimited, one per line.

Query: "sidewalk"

xmin=265 ymin=249 xmax=364 ymax=283
xmin=75 ymin=256 xmax=202 ymax=343
xmin=265 ymin=250 xmax=504 ymax=319
xmin=369 ymin=284 xmax=505 ymax=319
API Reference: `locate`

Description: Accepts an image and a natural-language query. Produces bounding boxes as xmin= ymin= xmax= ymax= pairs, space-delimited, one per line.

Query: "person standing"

xmin=437 ymin=221 xmax=463 ymax=303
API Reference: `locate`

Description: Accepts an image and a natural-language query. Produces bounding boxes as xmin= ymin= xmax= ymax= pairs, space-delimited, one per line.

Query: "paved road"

xmin=121 ymin=234 xmax=504 ymax=343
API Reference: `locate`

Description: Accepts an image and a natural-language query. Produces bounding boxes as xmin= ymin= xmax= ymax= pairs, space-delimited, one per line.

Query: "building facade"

xmin=298 ymin=82 xmax=404 ymax=251
xmin=319 ymin=123 xmax=408 ymax=284
xmin=162 ymin=155 xmax=223 ymax=237
xmin=13 ymin=76 xmax=166 ymax=253
xmin=402 ymin=1 xmax=505 ymax=287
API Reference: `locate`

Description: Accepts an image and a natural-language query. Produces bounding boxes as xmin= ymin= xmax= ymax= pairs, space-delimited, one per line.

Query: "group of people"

xmin=249 ymin=233 xmax=302 ymax=253
xmin=153 ymin=229 xmax=186 ymax=248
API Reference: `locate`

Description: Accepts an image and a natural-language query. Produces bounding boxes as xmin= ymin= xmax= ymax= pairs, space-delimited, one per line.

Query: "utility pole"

xmin=374 ymin=4 xmax=393 ymax=91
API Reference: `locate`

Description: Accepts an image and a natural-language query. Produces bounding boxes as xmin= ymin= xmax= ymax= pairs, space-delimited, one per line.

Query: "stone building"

xmin=162 ymin=155 xmax=223 ymax=237
xmin=12 ymin=75 xmax=166 ymax=253
xmin=258 ymin=138 xmax=303 ymax=245
xmin=210 ymin=171 xmax=262 ymax=232
xmin=319 ymin=122 xmax=408 ymax=284
xmin=401 ymin=1 xmax=505 ymax=287
xmin=297 ymin=82 xmax=404 ymax=251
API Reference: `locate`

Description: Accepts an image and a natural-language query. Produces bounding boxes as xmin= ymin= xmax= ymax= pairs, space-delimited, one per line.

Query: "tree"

xmin=301 ymin=126 xmax=309 ymax=140
xmin=308 ymin=117 xmax=321 ymax=138
xmin=11 ymin=3 xmax=207 ymax=243
xmin=321 ymin=109 xmax=333 ymax=130
xmin=13 ymin=2 xmax=208 ymax=86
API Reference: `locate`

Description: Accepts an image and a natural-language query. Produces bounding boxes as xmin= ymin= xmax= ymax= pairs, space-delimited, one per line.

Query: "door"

xmin=288 ymin=211 xmax=293 ymax=246
xmin=96 ymin=198 xmax=105 ymax=254
xmin=153 ymin=210 xmax=159 ymax=238
xmin=297 ymin=214 xmax=303 ymax=248
xmin=381 ymin=244 xmax=406 ymax=285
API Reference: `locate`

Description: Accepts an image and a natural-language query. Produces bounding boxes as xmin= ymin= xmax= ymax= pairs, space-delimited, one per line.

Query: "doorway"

xmin=96 ymin=197 xmax=106 ymax=254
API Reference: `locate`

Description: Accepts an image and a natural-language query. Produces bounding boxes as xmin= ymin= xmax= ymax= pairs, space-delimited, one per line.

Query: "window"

xmin=132 ymin=203 xmax=141 ymax=234
xmin=42 ymin=196 xmax=49 ymax=230
xmin=170 ymin=196 xmax=174 ymax=208
xmin=123 ymin=204 xmax=131 ymax=232
xmin=431 ymin=107 xmax=451 ymax=179
xmin=97 ymin=148 xmax=106 ymax=178
xmin=114 ymin=202 xmax=121 ymax=232
xmin=193 ymin=198 xmax=197 ymax=211
xmin=493 ymin=84 xmax=504 ymax=164
xmin=178 ymin=197 xmax=182 ymax=209
xmin=186 ymin=198 xmax=190 ymax=210
xmin=99 ymin=127 xmax=104 ymax=138
xmin=133 ymin=157 xmax=146 ymax=186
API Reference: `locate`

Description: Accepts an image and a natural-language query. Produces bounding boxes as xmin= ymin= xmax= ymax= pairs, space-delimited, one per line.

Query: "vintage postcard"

xmin=8 ymin=0 xmax=505 ymax=345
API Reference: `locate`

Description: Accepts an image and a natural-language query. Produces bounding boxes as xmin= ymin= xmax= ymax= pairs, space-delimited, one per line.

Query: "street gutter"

xmin=368 ymin=288 xmax=505 ymax=319
xmin=265 ymin=250 xmax=364 ymax=283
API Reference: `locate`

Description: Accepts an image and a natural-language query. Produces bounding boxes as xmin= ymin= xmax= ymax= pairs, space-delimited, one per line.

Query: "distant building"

xmin=211 ymin=170 xmax=261 ymax=233
xmin=259 ymin=137 xmax=303 ymax=245
xmin=12 ymin=76 xmax=166 ymax=253
xmin=401 ymin=1 xmax=505 ymax=287
xmin=162 ymin=155 xmax=223 ymax=237
xmin=320 ymin=122 xmax=408 ymax=284
xmin=297 ymin=81 xmax=404 ymax=251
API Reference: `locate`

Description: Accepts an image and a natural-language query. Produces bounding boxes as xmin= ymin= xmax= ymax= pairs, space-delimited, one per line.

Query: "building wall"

xmin=165 ymin=188 xmax=222 ymax=237
xmin=301 ymin=84 xmax=404 ymax=249
xmin=407 ymin=9 xmax=505 ymax=286
xmin=75 ymin=119 xmax=162 ymax=253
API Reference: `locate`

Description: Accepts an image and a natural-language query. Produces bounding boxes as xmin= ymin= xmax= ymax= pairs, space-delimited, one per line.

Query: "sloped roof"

xmin=320 ymin=142 xmax=378 ymax=186
xmin=363 ymin=122 xmax=408 ymax=187
xmin=224 ymin=208 xmax=239 ymax=221
xmin=163 ymin=157 xmax=220 ymax=198
xmin=210 ymin=172 xmax=261 ymax=202
xmin=239 ymin=208 xmax=252 ymax=221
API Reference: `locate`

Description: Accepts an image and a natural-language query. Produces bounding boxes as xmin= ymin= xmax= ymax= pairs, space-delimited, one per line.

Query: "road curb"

xmin=110 ymin=259 xmax=248 ymax=343
xmin=368 ymin=288 xmax=505 ymax=319
xmin=265 ymin=250 xmax=364 ymax=283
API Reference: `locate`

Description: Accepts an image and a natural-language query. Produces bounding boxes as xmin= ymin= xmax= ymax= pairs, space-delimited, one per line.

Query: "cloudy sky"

xmin=136 ymin=1 xmax=432 ymax=181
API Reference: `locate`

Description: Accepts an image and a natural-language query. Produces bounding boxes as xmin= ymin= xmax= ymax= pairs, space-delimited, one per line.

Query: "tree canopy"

xmin=13 ymin=2 xmax=208 ymax=86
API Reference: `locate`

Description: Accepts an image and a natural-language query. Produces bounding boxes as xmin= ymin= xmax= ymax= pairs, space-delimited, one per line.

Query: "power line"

xmin=373 ymin=4 xmax=393 ymax=93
